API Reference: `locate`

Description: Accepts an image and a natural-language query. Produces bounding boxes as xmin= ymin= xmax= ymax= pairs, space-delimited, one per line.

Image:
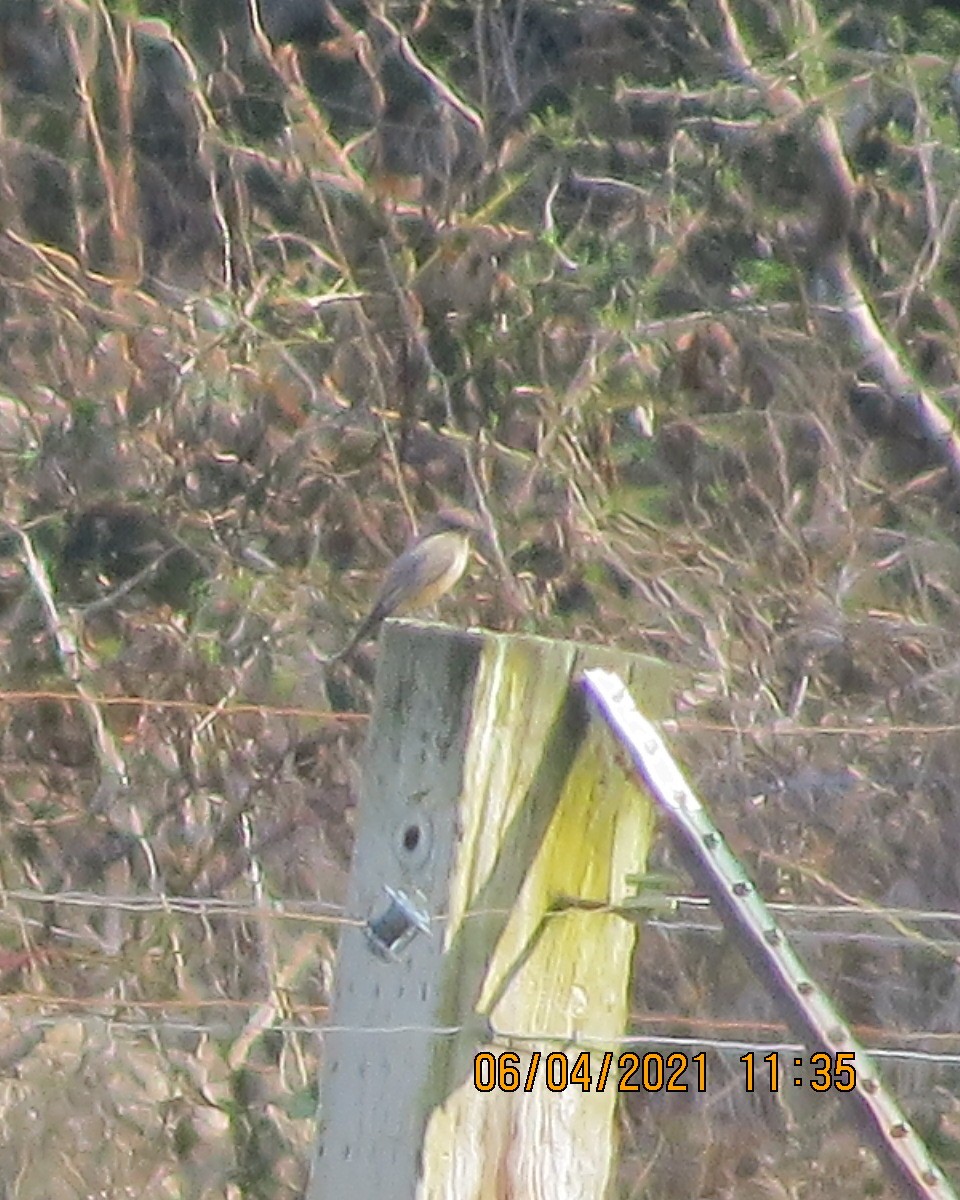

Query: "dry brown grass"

xmin=2 ymin=0 xmax=960 ymax=1196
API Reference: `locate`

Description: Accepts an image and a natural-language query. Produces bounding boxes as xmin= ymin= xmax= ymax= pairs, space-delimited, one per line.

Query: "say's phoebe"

xmin=329 ymin=507 xmax=482 ymax=661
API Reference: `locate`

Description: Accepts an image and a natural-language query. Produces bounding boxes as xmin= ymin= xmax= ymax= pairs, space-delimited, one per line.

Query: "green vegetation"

xmin=1 ymin=0 xmax=960 ymax=1196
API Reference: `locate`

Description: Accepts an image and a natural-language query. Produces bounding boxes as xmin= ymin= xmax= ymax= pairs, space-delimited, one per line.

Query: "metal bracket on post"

xmin=365 ymin=886 xmax=431 ymax=961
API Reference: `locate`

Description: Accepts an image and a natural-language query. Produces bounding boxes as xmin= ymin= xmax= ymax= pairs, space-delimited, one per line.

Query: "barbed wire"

xmin=2 ymin=695 xmax=958 ymax=1099
xmin=2 ymin=886 xmax=960 ymax=942
xmin=4 ymin=686 xmax=960 ymax=736
xmin=0 ymin=689 xmax=367 ymax=723
xmin=5 ymin=998 xmax=960 ymax=1073
xmin=3 ymin=883 xmax=960 ymax=1074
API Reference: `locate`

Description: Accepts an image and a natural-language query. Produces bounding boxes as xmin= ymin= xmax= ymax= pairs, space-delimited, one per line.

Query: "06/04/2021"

xmin=473 ymin=1050 xmax=857 ymax=1094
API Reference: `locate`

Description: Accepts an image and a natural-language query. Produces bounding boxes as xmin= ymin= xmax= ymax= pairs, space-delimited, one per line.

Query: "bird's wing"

xmin=374 ymin=532 xmax=461 ymax=616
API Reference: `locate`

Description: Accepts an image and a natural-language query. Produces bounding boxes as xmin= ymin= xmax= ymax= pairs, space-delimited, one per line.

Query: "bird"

xmin=327 ymin=507 xmax=483 ymax=662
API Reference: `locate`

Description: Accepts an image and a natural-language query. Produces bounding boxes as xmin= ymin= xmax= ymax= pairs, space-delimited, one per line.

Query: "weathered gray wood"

xmin=307 ymin=621 xmax=673 ymax=1200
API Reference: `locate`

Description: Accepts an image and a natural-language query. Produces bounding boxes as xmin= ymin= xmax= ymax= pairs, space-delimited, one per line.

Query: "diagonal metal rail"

xmin=582 ymin=667 xmax=957 ymax=1200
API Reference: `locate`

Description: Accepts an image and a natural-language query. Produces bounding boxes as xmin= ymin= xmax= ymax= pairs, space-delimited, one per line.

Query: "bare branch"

xmin=706 ymin=0 xmax=960 ymax=489
xmin=14 ymin=525 xmax=128 ymax=799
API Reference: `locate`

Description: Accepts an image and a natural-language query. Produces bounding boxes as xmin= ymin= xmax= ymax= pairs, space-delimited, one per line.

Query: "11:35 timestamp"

xmin=741 ymin=1051 xmax=856 ymax=1092
xmin=473 ymin=1050 xmax=858 ymax=1094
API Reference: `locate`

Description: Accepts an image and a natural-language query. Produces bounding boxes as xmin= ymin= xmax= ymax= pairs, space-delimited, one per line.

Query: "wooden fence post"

xmin=307 ymin=621 xmax=673 ymax=1200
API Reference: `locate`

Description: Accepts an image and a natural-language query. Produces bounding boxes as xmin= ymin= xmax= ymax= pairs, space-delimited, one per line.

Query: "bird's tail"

xmin=323 ymin=603 xmax=387 ymax=665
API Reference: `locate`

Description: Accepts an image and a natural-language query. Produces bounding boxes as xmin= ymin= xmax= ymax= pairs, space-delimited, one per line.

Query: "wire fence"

xmin=1 ymin=686 xmax=960 ymax=1190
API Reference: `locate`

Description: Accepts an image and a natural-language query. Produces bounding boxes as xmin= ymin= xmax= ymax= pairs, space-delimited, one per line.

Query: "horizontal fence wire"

xmin=4 ymin=687 xmax=960 ymax=735
xmin=2 ymin=887 xmax=960 ymax=1065
xmin=4 ymin=1006 xmax=960 ymax=1071
xmin=1 ymin=688 xmax=956 ymax=1114
xmin=4 ymin=886 xmax=960 ymax=944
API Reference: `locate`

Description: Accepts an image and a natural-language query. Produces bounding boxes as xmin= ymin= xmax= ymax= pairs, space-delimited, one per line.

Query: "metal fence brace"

xmin=581 ymin=667 xmax=957 ymax=1200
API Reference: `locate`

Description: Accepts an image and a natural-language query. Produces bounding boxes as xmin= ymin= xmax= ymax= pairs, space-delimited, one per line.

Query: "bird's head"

xmin=426 ymin=507 xmax=484 ymax=538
